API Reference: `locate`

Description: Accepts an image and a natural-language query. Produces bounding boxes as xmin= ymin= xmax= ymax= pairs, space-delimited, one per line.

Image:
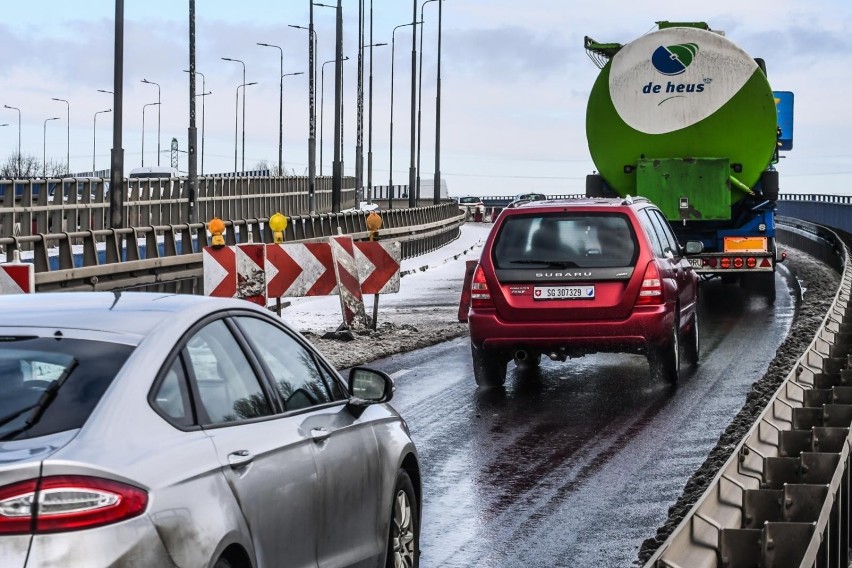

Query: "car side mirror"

xmin=348 ymin=367 xmax=394 ymax=406
xmin=684 ymin=241 xmax=704 ymax=254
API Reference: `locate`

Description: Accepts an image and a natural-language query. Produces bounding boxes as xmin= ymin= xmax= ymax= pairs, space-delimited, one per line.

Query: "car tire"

xmin=649 ymin=318 xmax=680 ymax=384
xmin=213 ymin=558 xmax=233 ymax=568
xmin=471 ymin=343 xmax=508 ymax=387
xmin=683 ymin=308 xmax=699 ymax=366
xmin=387 ymin=469 xmax=419 ymax=568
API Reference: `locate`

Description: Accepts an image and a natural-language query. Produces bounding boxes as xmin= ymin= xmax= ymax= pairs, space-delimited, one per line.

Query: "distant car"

xmin=0 ymin=292 xmax=420 ymax=568
xmin=457 ymin=196 xmax=486 ymax=219
xmin=507 ymin=192 xmax=547 ymax=208
xmin=467 ymin=196 xmax=701 ymax=387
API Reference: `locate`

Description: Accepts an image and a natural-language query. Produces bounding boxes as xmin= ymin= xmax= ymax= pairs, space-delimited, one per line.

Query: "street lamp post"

xmin=222 ymin=58 xmax=247 ymax=173
xmin=232 ymin=82 xmax=257 ymax=175
xmin=416 ymin=0 xmax=439 ymax=201
xmin=321 ymin=56 xmax=348 ymax=176
xmin=140 ymin=79 xmax=161 ymax=166
xmin=183 ymin=70 xmax=207 ymax=175
xmin=434 ymin=0 xmax=444 ymax=204
xmin=43 ymin=117 xmax=60 ymax=178
xmin=281 ymin=71 xmax=305 ymax=176
xmin=4 ymin=105 xmax=21 ymax=175
xmin=51 ymin=98 xmax=70 ymax=173
xmin=363 ymin=40 xmax=386 ymax=202
xmin=331 ymin=0 xmax=343 ymax=212
xmin=408 ymin=0 xmax=418 ymax=208
xmin=257 ymin=43 xmax=284 ymax=175
xmin=356 ymin=0 xmax=364 ymax=203
xmin=389 ymin=22 xmax=418 ymax=209
xmin=142 ymin=102 xmax=160 ymax=167
xmin=288 ymin=20 xmax=319 ymax=212
xmin=93 ymin=109 xmax=112 ymax=176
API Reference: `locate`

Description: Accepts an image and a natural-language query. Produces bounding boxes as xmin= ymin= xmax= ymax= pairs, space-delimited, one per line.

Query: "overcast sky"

xmin=1 ymin=1 xmax=851 ymax=196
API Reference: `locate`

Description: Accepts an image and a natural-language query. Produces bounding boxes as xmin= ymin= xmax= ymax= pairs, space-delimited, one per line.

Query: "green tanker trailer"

xmin=584 ymin=21 xmax=789 ymax=300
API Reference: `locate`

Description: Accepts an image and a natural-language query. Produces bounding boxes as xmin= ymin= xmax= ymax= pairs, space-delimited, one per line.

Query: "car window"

xmin=638 ymin=210 xmax=665 ymax=257
xmin=152 ymin=357 xmax=194 ymax=427
xmin=0 ymin=338 xmax=134 ymax=441
xmin=183 ymin=319 xmax=272 ymax=425
xmin=647 ymin=209 xmax=681 ymax=256
xmin=233 ymin=316 xmax=339 ymax=411
xmin=494 ymin=213 xmax=637 ymax=269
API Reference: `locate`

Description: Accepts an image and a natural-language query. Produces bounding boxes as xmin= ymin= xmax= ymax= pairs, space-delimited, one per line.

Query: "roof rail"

xmin=622 ymin=195 xmax=651 ymax=205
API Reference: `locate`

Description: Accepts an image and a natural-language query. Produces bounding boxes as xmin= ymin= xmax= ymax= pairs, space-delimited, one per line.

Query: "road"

xmin=368 ymin=270 xmax=796 ymax=567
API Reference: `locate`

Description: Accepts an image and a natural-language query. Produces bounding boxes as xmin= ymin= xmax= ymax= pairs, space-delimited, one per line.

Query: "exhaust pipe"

xmin=514 ymin=349 xmax=528 ymax=362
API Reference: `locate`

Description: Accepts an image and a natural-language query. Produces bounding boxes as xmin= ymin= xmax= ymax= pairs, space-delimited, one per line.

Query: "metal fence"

xmin=0 ymin=175 xmax=356 ymax=241
xmin=777 ymin=195 xmax=852 ymax=235
xmin=0 ymin=202 xmax=464 ymax=295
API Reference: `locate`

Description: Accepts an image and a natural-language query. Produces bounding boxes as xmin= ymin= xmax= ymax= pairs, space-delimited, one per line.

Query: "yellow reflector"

xmin=723 ymin=237 xmax=767 ymax=253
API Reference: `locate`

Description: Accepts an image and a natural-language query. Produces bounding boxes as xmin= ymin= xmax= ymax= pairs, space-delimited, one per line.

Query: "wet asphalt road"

xmin=368 ymin=268 xmax=796 ymax=567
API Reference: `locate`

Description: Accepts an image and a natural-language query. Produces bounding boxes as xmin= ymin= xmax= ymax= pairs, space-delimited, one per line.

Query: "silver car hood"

xmin=0 ymin=430 xmax=79 ymax=466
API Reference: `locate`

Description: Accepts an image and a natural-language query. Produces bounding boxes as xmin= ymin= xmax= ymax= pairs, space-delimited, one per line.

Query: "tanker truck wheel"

xmin=742 ymin=272 xmax=776 ymax=304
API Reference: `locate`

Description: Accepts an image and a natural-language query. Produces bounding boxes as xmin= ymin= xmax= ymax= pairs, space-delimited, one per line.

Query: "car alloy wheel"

xmin=389 ymin=470 xmax=418 ymax=568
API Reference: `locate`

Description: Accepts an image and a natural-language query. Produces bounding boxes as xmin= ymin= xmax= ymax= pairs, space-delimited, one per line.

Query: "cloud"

xmin=444 ymin=26 xmax=576 ymax=80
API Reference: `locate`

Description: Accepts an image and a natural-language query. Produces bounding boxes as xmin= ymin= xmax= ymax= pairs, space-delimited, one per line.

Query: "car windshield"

xmin=0 ymin=337 xmax=134 ymax=441
xmin=493 ymin=213 xmax=638 ymax=269
xmin=459 ymin=197 xmax=480 ymax=204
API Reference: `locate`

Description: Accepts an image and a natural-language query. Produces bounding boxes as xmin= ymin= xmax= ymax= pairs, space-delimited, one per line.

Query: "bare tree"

xmin=44 ymin=159 xmax=68 ymax=178
xmin=1 ymin=154 xmax=69 ymax=179
xmin=1 ymin=153 xmax=41 ymax=179
xmin=254 ymin=160 xmax=295 ymax=177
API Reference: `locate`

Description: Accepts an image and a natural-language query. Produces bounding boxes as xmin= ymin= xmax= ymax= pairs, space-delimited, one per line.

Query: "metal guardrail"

xmin=0 ymin=175 xmax=357 ymax=240
xmin=645 ymin=219 xmax=852 ymax=568
xmin=0 ymin=202 xmax=464 ymax=294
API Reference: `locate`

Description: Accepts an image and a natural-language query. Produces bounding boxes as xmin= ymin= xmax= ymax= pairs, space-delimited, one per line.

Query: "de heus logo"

xmin=642 ymin=42 xmax=706 ymax=96
xmin=651 ymin=43 xmax=698 ymax=75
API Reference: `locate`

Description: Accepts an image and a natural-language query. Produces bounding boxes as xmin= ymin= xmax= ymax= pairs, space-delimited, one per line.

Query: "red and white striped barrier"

xmin=0 ymin=262 xmax=34 ymax=295
xmin=203 ymin=238 xmax=401 ymax=329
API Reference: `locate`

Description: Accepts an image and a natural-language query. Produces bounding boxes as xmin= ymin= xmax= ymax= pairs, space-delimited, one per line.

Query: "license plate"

xmin=533 ymin=286 xmax=595 ymax=300
xmin=688 ymin=258 xmax=703 ymax=269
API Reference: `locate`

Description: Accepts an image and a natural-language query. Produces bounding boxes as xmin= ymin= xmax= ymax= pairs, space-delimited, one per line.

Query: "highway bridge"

xmin=0 ymin=178 xmax=851 ymax=567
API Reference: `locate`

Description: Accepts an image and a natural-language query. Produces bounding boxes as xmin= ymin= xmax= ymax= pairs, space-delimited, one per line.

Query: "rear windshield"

xmin=493 ymin=213 xmax=638 ymax=269
xmin=0 ymin=337 xmax=134 ymax=441
xmin=458 ymin=197 xmax=480 ymax=204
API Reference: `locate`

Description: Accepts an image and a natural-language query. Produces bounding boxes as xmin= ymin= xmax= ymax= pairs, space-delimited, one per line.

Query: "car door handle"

xmin=228 ymin=450 xmax=254 ymax=468
xmin=311 ymin=427 xmax=331 ymax=443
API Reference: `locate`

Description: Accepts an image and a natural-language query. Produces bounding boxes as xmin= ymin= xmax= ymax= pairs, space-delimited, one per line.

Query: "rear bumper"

xmin=24 ymin=515 xmax=177 ymax=567
xmin=468 ymin=305 xmax=673 ymax=355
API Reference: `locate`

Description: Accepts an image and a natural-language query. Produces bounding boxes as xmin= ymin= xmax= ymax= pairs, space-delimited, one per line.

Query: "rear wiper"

xmin=0 ymin=359 xmax=78 ymax=441
xmin=510 ymin=259 xmax=580 ymax=268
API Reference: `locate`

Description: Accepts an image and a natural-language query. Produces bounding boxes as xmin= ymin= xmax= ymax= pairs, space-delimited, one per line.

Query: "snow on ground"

xmin=282 ymin=222 xmax=493 ymax=369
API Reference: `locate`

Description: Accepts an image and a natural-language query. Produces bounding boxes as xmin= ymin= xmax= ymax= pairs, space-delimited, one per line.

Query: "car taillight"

xmin=470 ymin=265 xmax=494 ymax=308
xmin=636 ymin=261 xmax=663 ymax=305
xmin=0 ymin=476 xmax=148 ymax=535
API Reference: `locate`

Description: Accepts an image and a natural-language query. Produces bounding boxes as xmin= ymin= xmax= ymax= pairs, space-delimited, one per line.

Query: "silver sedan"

xmin=0 ymin=292 xmax=420 ymax=568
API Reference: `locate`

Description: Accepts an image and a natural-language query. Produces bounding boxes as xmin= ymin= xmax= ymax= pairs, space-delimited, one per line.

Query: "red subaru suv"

xmin=467 ymin=197 xmax=701 ymax=387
